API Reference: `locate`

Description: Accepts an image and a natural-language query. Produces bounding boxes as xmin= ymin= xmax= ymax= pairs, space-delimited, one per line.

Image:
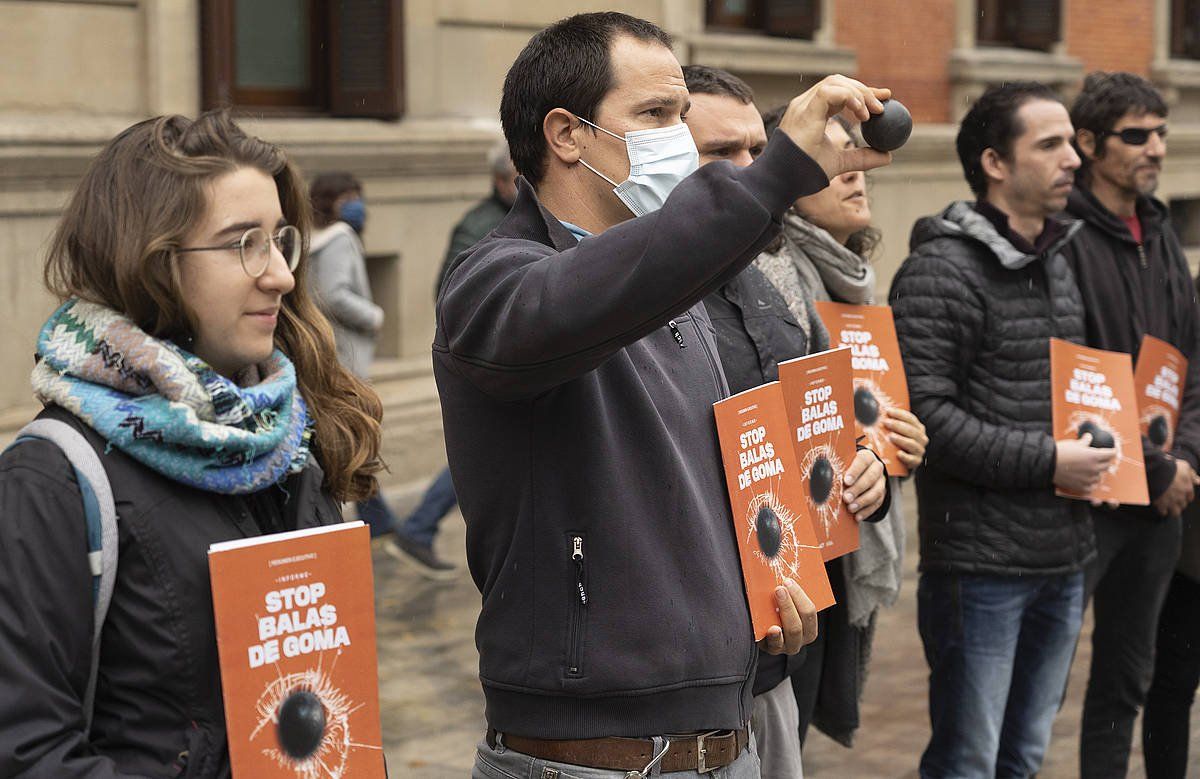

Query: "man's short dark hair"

xmin=681 ymin=65 xmax=754 ymax=104
xmin=1070 ymin=71 xmax=1168 ymax=181
xmin=956 ymin=81 xmax=1063 ymax=198
xmin=500 ymin=12 xmax=672 ymax=187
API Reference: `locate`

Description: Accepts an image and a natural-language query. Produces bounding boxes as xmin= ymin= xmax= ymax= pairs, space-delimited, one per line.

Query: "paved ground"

xmin=374 ymin=483 xmax=1200 ymax=778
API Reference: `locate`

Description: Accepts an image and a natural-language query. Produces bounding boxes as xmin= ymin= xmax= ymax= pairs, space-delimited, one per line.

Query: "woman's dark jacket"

xmin=704 ymin=266 xmax=891 ymax=699
xmin=889 ymin=201 xmax=1094 ymax=575
xmin=0 ymin=405 xmax=343 ymax=778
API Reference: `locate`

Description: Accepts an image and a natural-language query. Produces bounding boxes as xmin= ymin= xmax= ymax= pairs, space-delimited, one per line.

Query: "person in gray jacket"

xmin=309 ymin=173 xmax=383 ymax=379
xmin=308 ymin=173 xmax=391 ymax=537
xmin=438 ymin=12 xmax=894 ymax=779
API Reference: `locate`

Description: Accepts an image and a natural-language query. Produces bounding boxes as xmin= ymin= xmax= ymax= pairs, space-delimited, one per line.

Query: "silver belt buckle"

xmin=696 ymin=730 xmax=721 ymax=774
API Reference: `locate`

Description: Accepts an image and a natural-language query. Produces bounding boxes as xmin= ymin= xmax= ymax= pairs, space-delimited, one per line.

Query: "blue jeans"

xmin=472 ymin=735 xmax=760 ymax=778
xmin=395 ymin=467 xmax=457 ymax=547
xmin=918 ymin=570 xmax=1085 ymax=779
xmin=355 ymin=493 xmax=395 ymax=538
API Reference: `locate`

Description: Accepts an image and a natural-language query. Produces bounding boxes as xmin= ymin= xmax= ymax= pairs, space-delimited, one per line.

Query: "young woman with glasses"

xmin=0 ymin=111 xmax=384 ymax=777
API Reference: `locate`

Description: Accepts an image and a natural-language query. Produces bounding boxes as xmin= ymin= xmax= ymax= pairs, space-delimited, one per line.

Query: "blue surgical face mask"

xmin=339 ymin=198 xmax=366 ymax=234
xmin=575 ymin=117 xmax=700 ymax=217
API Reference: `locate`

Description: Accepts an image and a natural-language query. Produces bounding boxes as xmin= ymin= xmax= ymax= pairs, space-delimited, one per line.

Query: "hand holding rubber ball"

xmin=861 ymin=100 xmax=913 ymax=152
xmin=1077 ymin=420 xmax=1115 ymax=450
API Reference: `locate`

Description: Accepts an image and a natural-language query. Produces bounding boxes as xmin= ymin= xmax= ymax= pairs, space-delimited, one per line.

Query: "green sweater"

xmin=435 ymin=191 xmax=511 ymax=300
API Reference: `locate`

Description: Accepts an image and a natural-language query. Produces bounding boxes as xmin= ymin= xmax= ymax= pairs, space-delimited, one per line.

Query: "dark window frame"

xmin=705 ymin=0 xmax=821 ymax=40
xmin=201 ymin=0 xmax=404 ymax=119
xmin=1172 ymin=0 xmax=1200 ymax=60
xmin=976 ymin=0 xmax=1062 ymax=52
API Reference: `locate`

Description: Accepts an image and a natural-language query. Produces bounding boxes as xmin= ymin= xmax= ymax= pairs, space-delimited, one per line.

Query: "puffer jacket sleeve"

xmin=889 ymin=247 xmax=1057 ymax=490
xmin=0 ymin=440 xmax=142 ymax=778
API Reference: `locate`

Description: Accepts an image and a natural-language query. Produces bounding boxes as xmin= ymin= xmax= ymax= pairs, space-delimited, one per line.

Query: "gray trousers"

xmin=751 ymin=678 xmax=805 ymax=779
xmin=472 ymin=733 xmax=761 ymax=778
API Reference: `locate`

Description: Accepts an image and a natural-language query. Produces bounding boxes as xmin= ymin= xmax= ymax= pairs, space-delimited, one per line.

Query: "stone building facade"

xmin=3 ymin=0 xmax=1199 ymax=483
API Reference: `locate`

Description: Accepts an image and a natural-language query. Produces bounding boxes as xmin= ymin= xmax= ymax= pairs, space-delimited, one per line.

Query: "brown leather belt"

xmin=486 ymin=728 xmax=749 ymax=773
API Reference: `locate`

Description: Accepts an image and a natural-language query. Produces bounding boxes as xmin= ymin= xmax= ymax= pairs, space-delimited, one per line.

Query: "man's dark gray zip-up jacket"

xmin=433 ymin=132 xmax=829 ymax=739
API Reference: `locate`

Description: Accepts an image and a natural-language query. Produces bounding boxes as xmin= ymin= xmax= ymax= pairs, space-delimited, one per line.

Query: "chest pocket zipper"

xmin=567 ymin=535 xmax=587 ymax=678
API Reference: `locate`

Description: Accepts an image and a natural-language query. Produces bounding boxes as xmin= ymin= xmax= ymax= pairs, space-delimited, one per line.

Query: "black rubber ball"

xmin=861 ymin=99 xmax=913 ymax=152
xmin=810 ymin=456 xmax=834 ymax=505
xmin=277 ymin=689 xmax=326 ymax=760
xmin=1148 ymin=415 xmax=1170 ymax=447
xmin=854 ymin=386 xmax=881 ymax=427
xmin=1077 ymin=420 xmax=1115 ymax=449
xmin=755 ymin=504 xmax=782 ymax=558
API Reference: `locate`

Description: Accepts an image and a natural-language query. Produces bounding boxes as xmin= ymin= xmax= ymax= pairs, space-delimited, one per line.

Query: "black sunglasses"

xmin=1101 ymin=125 xmax=1168 ymax=146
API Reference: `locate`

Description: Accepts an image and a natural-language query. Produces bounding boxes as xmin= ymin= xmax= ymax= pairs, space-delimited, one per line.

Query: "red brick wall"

xmin=1064 ymin=0 xmax=1155 ymax=76
xmin=835 ymin=0 xmax=956 ymax=123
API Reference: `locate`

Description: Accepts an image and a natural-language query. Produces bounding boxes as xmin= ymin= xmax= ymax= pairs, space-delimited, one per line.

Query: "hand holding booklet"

xmin=778 ymin=347 xmax=861 ymax=561
xmin=1050 ymin=338 xmax=1149 ymax=506
xmin=208 ymin=521 xmax=386 ymax=778
xmin=713 ymin=382 xmax=835 ymax=641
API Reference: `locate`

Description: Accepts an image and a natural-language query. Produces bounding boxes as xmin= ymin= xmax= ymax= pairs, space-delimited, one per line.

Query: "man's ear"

xmin=544 ymin=108 xmax=582 ymax=165
xmin=980 ymin=147 xmax=1007 ymax=189
xmin=1076 ymin=129 xmax=1098 ymax=161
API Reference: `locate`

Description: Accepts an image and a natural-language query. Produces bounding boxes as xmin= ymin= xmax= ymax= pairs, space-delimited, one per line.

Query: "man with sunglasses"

xmin=1061 ymin=71 xmax=1200 ymax=779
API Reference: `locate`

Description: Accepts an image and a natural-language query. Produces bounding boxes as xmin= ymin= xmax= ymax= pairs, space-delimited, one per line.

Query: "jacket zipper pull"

xmin=668 ymin=320 xmax=686 ymax=349
xmin=1137 ymin=243 xmax=1148 ymax=269
xmin=572 ymin=535 xmax=588 ymax=605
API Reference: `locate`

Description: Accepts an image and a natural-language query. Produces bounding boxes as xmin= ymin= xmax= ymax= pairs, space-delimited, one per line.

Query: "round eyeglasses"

xmin=177 ymin=225 xmax=301 ymax=278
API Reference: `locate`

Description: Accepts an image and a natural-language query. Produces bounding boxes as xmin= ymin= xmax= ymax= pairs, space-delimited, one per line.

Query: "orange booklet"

xmin=1134 ymin=334 xmax=1187 ymax=452
xmin=814 ymin=301 xmax=913 ymax=476
xmin=209 ymin=522 xmax=386 ymax=778
xmin=778 ymin=347 xmax=860 ymax=561
xmin=1050 ymin=338 xmax=1149 ymax=505
xmin=714 ymin=382 xmax=836 ymax=640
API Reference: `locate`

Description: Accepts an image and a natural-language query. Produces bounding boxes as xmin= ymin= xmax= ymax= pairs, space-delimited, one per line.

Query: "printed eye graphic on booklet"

xmin=779 ymin=347 xmax=860 ymax=561
xmin=1133 ymin=334 xmax=1187 ymax=454
xmin=714 ymin=382 xmax=835 ymax=641
xmin=208 ymin=522 xmax=386 ymax=778
xmin=1050 ymin=338 xmax=1148 ymax=506
xmin=814 ymin=302 xmax=912 ymax=477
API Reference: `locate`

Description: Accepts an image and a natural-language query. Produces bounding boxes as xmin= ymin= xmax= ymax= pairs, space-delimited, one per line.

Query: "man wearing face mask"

xmin=435 ymin=12 xmax=893 ymax=779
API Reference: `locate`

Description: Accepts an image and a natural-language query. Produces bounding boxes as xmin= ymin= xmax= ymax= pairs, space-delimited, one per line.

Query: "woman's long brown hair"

xmin=44 ymin=111 xmax=384 ymax=502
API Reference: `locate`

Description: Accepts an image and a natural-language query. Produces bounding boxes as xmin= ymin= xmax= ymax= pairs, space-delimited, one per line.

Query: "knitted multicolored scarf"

xmin=32 ymin=299 xmax=313 ymax=495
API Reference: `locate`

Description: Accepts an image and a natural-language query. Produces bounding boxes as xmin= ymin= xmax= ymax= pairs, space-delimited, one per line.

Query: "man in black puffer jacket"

xmin=890 ymin=82 xmax=1115 ymax=779
xmin=1061 ymin=72 xmax=1200 ymax=779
